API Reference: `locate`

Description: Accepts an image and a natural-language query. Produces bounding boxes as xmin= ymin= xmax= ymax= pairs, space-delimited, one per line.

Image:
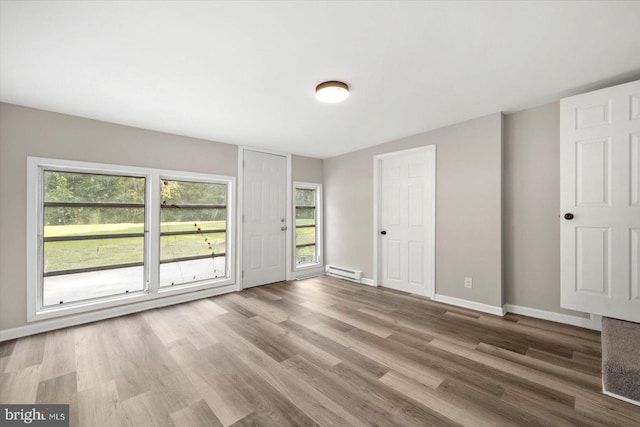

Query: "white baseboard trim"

xmin=360 ymin=277 xmax=376 ymax=287
xmin=0 ymin=284 xmax=237 ymax=342
xmin=433 ymin=294 xmax=505 ymax=316
xmin=603 ymin=390 xmax=640 ymax=407
xmin=503 ymin=304 xmax=602 ymax=331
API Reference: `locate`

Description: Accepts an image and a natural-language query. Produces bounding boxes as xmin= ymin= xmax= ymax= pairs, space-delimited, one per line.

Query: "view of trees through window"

xmin=295 ymin=187 xmax=317 ymax=265
xmin=43 ymin=171 xmax=146 ymax=305
xmin=41 ymin=171 xmax=229 ymax=306
xmin=160 ymin=179 xmax=227 ymax=286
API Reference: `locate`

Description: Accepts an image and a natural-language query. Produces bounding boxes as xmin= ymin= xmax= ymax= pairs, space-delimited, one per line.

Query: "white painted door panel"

xmin=243 ymin=150 xmax=286 ymax=288
xmin=560 ymin=79 xmax=640 ymax=322
xmin=379 ymin=147 xmax=435 ymax=297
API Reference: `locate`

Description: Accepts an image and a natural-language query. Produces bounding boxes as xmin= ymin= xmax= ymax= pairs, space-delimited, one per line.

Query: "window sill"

xmin=294 ymin=262 xmax=323 ymax=272
xmin=29 ymin=277 xmax=233 ymax=322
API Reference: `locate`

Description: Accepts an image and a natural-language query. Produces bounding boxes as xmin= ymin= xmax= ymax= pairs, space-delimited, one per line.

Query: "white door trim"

xmin=237 ymin=146 xmax=292 ymax=291
xmin=373 ymin=145 xmax=436 ymax=298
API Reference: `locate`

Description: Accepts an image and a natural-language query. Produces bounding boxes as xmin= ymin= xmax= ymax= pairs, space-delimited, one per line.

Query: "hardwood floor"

xmin=1 ymin=275 xmax=639 ymax=426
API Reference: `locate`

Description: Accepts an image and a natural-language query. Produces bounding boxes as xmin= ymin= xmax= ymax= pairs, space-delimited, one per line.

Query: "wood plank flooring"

xmin=1 ymin=275 xmax=639 ymax=426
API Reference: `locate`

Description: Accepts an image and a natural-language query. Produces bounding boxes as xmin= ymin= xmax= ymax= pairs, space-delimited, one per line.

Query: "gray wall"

xmin=503 ymin=102 xmax=587 ymax=317
xmin=0 ymin=100 xmax=589 ymax=331
xmin=0 ymin=103 xmax=324 ymax=331
xmin=322 ymin=103 xmax=589 ymax=317
xmin=292 ymin=154 xmax=323 ymax=184
xmin=324 ymin=113 xmax=504 ymax=308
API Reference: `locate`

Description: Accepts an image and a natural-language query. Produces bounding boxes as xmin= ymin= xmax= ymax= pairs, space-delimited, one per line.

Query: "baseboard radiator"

xmin=325 ymin=265 xmax=363 ymax=283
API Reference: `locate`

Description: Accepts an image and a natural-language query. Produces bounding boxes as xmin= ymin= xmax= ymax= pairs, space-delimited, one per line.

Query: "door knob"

xmin=564 ymin=213 xmax=574 ymax=220
xmin=380 ymin=230 xmax=387 ymax=235
xmin=281 ymin=226 xmax=287 ymax=231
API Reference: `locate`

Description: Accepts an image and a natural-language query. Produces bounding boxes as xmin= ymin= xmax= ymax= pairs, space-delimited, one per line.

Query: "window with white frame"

xmin=28 ymin=157 xmax=234 ymax=320
xmin=42 ymin=170 xmax=147 ymax=306
xmin=294 ymin=182 xmax=322 ymax=268
xmin=159 ymin=178 xmax=228 ymax=287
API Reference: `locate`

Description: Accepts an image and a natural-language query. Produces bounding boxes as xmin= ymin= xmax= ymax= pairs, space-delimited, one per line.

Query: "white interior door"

xmin=242 ymin=150 xmax=287 ymax=288
xmin=560 ymin=79 xmax=640 ymax=322
xmin=377 ymin=146 xmax=435 ymax=297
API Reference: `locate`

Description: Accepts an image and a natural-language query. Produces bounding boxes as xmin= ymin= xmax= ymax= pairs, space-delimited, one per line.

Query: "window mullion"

xmin=29 ymin=157 xmax=235 ymax=321
xmin=37 ymin=166 xmax=46 ymax=312
xmin=147 ymin=173 xmax=160 ymax=294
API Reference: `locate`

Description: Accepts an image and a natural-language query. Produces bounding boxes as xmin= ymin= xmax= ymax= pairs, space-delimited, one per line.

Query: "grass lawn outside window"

xmin=27 ymin=157 xmax=235 ymax=321
xmin=294 ymin=182 xmax=322 ymax=270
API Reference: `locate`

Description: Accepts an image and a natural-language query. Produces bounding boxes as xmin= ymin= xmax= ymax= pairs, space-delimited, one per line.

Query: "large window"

xmin=28 ymin=158 xmax=234 ymax=320
xmin=42 ymin=171 xmax=146 ymax=306
xmin=294 ymin=182 xmax=322 ymax=268
xmin=160 ymin=179 xmax=227 ymax=287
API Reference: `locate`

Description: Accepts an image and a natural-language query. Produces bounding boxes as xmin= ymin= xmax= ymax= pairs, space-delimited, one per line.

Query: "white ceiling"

xmin=1 ymin=1 xmax=639 ymax=159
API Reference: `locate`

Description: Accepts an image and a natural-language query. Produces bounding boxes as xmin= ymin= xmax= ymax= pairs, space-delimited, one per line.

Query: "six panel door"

xmin=560 ymin=79 xmax=640 ymax=322
xmin=379 ymin=147 xmax=435 ymax=297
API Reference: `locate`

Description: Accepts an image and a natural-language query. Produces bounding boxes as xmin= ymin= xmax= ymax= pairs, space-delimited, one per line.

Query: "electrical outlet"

xmin=464 ymin=277 xmax=473 ymax=288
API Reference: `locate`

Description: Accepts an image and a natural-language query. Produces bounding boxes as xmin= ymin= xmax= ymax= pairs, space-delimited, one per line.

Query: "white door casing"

xmin=375 ymin=146 xmax=436 ymax=297
xmin=242 ymin=150 xmax=288 ymax=288
xmin=560 ymin=79 xmax=640 ymax=323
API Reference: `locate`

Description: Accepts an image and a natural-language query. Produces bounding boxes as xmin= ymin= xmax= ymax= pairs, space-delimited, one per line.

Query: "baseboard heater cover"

xmin=295 ymin=271 xmax=324 ymax=280
xmin=325 ymin=265 xmax=363 ymax=283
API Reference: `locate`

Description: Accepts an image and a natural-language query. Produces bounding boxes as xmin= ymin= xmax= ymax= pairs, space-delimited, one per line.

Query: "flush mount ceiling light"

xmin=315 ymin=81 xmax=349 ymax=103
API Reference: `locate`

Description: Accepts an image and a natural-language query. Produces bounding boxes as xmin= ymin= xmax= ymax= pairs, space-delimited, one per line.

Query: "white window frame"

xmin=157 ymin=174 xmax=231 ymax=289
xmin=293 ymin=181 xmax=323 ymax=271
xmin=27 ymin=157 xmax=235 ymax=321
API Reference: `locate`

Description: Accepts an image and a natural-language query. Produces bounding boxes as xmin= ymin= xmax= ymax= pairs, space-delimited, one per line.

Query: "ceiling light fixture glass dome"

xmin=315 ymin=81 xmax=349 ymax=103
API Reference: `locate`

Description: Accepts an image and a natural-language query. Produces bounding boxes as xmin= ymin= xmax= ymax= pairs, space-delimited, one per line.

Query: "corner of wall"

xmin=500 ymin=112 xmax=506 ymax=307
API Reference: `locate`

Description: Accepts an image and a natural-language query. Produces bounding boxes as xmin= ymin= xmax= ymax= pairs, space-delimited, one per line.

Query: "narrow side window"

xmin=294 ymin=182 xmax=322 ymax=269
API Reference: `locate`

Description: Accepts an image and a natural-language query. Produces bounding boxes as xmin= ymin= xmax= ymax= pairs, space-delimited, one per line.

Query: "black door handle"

xmin=564 ymin=213 xmax=574 ymax=220
xmin=380 ymin=230 xmax=387 ymax=235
